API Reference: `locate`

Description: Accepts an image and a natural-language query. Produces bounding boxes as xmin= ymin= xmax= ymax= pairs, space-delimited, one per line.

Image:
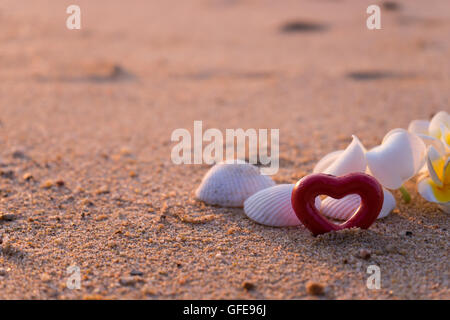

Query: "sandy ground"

xmin=0 ymin=0 xmax=448 ymax=299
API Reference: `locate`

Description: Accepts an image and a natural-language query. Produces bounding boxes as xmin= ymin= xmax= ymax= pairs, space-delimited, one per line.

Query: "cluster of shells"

xmin=195 ymin=160 xmax=390 ymax=227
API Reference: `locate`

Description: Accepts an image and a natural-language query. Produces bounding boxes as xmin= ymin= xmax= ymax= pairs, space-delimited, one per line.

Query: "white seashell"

xmin=195 ymin=160 xmax=275 ymax=207
xmin=244 ymin=184 xmax=321 ymax=227
xmin=313 ymin=150 xmax=344 ymax=174
xmin=320 ymin=188 xmax=396 ymax=220
xmin=366 ymin=129 xmax=426 ymax=189
xmin=313 ymin=135 xmax=367 ymax=176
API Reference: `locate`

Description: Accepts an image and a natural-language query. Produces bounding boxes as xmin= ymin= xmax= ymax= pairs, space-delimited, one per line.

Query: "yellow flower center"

xmin=429 ymin=180 xmax=450 ymax=202
xmin=431 ymin=156 xmax=450 ymax=202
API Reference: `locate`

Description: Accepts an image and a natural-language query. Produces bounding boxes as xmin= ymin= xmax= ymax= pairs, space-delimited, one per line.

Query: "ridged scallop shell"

xmin=320 ymin=188 xmax=395 ymax=220
xmin=195 ymin=160 xmax=275 ymax=207
xmin=244 ymin=184 xmax=321 ymax=227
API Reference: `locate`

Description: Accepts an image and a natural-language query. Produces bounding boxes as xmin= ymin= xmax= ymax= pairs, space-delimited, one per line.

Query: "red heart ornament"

xmin=291 ymin=173 xmax=384 ymax=236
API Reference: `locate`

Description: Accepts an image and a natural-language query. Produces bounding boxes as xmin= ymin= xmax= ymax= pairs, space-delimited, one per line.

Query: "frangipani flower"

xmin=408 ymin=111 xmax=450 ymax=154
xmin=417 ymin=146 xmax=450 ymax=213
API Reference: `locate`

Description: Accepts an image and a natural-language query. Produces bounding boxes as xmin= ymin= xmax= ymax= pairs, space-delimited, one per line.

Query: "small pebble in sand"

xmin=120 ymin=147 xmax=132 ymax=156
xmin=95 ymin=186 xmax=110 ymax=195
xmin=0 ymin=213 xmax=16 ymax=221
xmin=129 ymin=170 xmax=137 ymax=178
xmin=306 ymin=282 xmax=325 ymax=296
xmin=23 ymin=173 xmax=33 ymax=181
xmin=12 ymin=150 xmax=27 ymax=159
xmin=55 ymin=180 xmax=65 ymax=187
xmin=0 ymin=268 xmax=7 ymax=276
xmin=358 ymin=249 xmax=371 ymax=260
xmin=119 ymin=277 xmax=140 ymax=287
xmin=385 ymin=244 xmax=398 ymax=254
xmin=40 ymin=273 xmax=52 ymax=282
xmin=130 ymin=270 xmax=143 ymax=276
xmin=242 ymin=281 xmax=255 ymax=291
xmin=41 ymin=180 xmax=53 ymax=189
xmin=0 ymin=170 xmax=15 ymax=179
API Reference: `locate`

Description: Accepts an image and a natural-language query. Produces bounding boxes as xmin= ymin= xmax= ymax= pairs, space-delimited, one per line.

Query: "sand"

xmin=0 ymin=0 xmax=448 ymax=299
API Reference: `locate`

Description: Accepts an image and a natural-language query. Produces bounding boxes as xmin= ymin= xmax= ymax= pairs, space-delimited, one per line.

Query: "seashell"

xmin=195 ymin=160 xmax=275 ymax=207
xmin=244 ymin=184 xmax=321 ymax=227
xmin=313 ymin=135 xmax=367 ymax=176
xmin=320 ymin=188 xmax=396 ymax=220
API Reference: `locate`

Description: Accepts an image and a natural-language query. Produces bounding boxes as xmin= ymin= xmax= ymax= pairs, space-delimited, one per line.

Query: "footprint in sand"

xmin=280 ymin=20 xmax=328 ymax=33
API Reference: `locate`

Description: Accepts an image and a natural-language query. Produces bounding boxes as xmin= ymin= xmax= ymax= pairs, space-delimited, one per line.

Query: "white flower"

xmin=417 ymin=146 xmax=450 ymax=213
xmin=408 ymin=111 xmax=450 ymax=154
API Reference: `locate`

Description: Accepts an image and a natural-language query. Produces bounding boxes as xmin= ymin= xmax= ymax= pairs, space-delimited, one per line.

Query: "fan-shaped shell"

xmin=244 ymin=184 xmax=321 ymax=227
xmin=320 ymin=188 xmax=395 ymax=220
xmin=195 ymin=160 xmax=275 ymax=207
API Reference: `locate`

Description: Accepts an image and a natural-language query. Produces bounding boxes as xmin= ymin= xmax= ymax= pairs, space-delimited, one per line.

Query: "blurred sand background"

xmin=0 ymin=0 xmax=448 ymax=299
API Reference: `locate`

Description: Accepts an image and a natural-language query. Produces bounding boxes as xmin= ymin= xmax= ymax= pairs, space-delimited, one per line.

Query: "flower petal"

xmin=440 ymin=123 xmax=450 ymax=151
xmin=366 ymin=129 xmax=426 ymax=189
xmin=444 ymin=158 xmax=450 ymax=185
xmin=408 ymin=120 xmax=430 ymax=135
xmin=417 ymin=177 xmax=439 ymax=203
xmin=417 ymin=176 xmax=450 ymax=204
xmin=429 ymin=111 xmax=449 ymax=139
xmin=417 ymin=134 xmax=447 ymax=155
xmin=320 ymin=135 xmax=367 ymax=176
xmin=426 ymin=146 xmax=444 ymax=187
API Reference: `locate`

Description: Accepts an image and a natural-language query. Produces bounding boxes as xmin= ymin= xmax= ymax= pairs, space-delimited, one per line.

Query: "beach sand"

xmin=0 ymin=0 xmax=448 ymax=299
